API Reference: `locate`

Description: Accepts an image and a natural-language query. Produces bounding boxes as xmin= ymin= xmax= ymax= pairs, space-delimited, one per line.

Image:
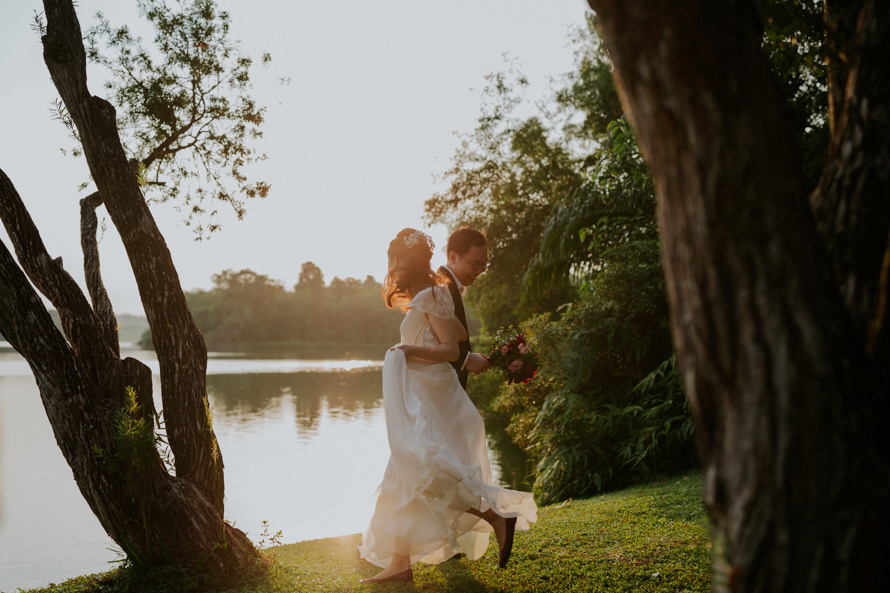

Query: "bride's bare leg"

xmin=361 ymin=554 xmax=411 ymax=583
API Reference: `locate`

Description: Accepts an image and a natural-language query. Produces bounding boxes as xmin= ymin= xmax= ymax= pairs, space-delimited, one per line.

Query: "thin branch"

xmin=142 ymin=111 xmax=201 ymax=168
xmin=81 ymin=190 xmax=120 ymax=357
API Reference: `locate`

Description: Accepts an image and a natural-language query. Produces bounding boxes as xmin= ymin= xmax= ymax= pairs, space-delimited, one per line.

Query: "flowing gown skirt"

xmin=359 ymin=349 xmax=536 ymax=568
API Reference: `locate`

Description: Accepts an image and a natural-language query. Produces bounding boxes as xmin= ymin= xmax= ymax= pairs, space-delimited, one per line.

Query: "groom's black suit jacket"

xmin=438 ymin=266 xmax=471 ymax=390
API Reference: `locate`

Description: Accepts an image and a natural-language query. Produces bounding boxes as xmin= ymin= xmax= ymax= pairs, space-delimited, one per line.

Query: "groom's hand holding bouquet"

xmin=487 ymin=327 xmax=538 ymax=385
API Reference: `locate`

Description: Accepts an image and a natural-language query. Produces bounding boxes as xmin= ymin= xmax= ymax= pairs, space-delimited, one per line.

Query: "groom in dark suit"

xmin=437 ymin=227 xmax=491 ymax=389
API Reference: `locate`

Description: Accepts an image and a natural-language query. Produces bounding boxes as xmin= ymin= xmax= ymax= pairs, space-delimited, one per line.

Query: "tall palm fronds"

xmin=526 ymin=118 xmax=656 ymax=297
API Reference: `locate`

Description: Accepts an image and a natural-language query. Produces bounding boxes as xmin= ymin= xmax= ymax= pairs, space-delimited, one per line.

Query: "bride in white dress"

xmin=358 ymin=228 xmax=537 ymax=584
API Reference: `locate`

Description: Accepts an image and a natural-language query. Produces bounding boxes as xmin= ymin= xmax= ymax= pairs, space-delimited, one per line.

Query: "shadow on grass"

xmin=431 ymin=557 xmax=498 ymax=593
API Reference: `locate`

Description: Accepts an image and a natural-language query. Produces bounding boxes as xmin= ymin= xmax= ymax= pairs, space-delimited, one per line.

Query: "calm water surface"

xmin=0 ymin=344 xmax=524 ymax=592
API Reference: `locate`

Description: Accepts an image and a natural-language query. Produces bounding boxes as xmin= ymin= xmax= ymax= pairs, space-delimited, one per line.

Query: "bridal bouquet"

xmin=487 ymin=328 xmax=538 ymax=385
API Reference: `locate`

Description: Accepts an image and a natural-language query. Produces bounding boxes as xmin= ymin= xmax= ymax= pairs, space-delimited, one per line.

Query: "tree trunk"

xmin=0 ymin=0 xmax=257 ymax=572
xmin=585 ymin=1 xmax=890 ymax=591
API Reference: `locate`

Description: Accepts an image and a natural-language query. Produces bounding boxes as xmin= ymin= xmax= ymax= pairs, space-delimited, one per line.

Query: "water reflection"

xmin=207 ymin=368 xmax=384 ymax=432
xmin=485 ymin=423 xmax=535 ymax=492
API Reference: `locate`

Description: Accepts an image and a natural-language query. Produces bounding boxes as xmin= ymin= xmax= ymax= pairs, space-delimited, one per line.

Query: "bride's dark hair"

xmin=384 ymin=228 xmax=437 ymax=311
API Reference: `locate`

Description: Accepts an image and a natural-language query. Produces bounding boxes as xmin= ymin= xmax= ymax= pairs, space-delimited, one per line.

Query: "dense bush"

xmin=472 ymin=240 xmax=697 ymax=504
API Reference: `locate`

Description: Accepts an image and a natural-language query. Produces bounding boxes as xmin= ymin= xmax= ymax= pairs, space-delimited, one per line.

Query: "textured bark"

xmin=812 ymin=1 xmax=890 ymax=363
xmin=0 ymin=0 xmax=257 ymax=572
xmin=586 ymin=1 xmax=890 ymax=592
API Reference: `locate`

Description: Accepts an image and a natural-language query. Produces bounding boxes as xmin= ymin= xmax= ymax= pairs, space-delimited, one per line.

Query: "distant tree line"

xmin=139 ymin=262 xmax=403 ymax=350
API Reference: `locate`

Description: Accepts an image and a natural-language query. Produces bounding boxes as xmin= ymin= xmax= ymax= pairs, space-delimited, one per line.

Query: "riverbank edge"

xmin=17 ymin=471 xmax=711 ymax=593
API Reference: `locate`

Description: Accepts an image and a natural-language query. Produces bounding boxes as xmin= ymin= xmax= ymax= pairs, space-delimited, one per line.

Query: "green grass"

xmin=19 ymin=472 xmax=710 ymax=593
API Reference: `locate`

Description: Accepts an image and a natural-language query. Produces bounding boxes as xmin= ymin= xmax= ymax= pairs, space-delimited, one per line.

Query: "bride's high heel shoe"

xmin=359 ymin=567 xmax=414 ymax=584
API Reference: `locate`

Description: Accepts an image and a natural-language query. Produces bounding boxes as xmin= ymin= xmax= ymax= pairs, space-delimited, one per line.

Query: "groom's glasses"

xmin=461 ymin=256 xmax=490 ymax=272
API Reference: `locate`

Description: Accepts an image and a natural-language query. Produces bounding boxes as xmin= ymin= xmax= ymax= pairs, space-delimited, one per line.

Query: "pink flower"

xmin=519 ymin=344 xmax=531 ymax=354
xmin=501 ymin=345 xmax=509 ymax=355
xmin=508 ymin=359 xmax=524 ymax=372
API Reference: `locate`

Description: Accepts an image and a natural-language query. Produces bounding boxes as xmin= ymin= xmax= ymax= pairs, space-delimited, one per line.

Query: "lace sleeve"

xmin=409 ymin=286 xmax=456 ymax=320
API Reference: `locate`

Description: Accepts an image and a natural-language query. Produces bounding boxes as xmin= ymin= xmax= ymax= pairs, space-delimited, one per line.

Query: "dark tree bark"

xmin=0 ymin=0 xmax=256 ymax=573
xmin=585 ymin=1 xmax=890 ymax=592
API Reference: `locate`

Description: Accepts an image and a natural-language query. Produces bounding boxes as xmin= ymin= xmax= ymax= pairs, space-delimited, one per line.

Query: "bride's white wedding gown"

xmin=358 ymin=285 xmax=537 ymax=569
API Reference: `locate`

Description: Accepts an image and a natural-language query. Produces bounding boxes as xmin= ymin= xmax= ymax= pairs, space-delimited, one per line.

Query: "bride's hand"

xmin=390 ymin=344 xmax=414 ymax=357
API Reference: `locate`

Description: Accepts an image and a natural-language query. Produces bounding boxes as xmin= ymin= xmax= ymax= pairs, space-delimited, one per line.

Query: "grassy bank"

xmin=23 ymin=472 xmax=710 ymax=593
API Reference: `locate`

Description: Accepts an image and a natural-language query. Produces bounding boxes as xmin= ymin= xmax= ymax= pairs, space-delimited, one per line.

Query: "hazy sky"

xmin=1 ymin=0 xmax=591 ymax=315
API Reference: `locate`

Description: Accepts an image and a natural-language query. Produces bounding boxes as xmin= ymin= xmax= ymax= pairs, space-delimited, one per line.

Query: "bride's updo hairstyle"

xmin=384 ymin=228 xmax=437 ymax=311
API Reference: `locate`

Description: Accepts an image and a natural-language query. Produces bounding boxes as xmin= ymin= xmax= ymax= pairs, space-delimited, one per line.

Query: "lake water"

xmin=0 ymin=344 xmax=527 ymax=592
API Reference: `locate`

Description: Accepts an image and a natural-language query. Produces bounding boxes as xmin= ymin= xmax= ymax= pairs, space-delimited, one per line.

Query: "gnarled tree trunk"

xmin=585 ymin=0 xmax=890 ymax=591
xmin=0 ymin=0 xmax=256 ymax=572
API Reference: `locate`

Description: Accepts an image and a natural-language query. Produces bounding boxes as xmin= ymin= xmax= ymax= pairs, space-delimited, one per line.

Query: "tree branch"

xmin=824 ymin=0 xmax=867 ymax=136
xmin=0 ymin=168 xmax=114 ymax=381
xmin=811 ymin=0 xmax=890 ymax=357
xmin=80 ymin=190 xmax=119 ymax=357
xmin=142 ymin=112 xmax=201 ymax=169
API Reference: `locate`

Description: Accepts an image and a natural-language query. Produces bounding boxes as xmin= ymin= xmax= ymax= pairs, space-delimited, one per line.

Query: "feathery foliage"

xmin=83 ymin=0 xmax=271 ymax=236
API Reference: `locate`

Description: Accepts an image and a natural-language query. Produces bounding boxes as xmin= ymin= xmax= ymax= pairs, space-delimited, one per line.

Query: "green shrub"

xmin=484 ymin=241 xmax=698 ymax=504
